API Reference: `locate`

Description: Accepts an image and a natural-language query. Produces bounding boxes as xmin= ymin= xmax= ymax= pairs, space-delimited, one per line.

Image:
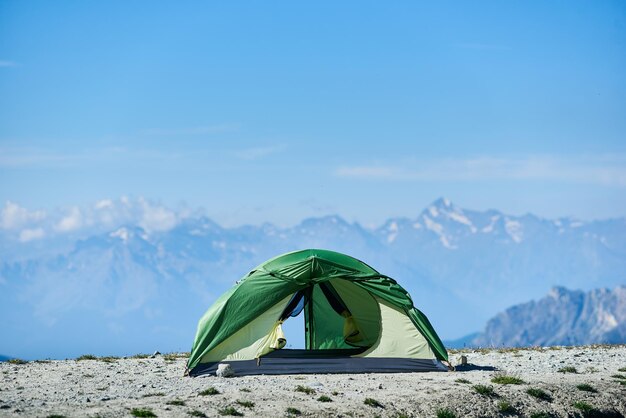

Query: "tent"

xmin=186 ymin=249 xmax=449 ymax=376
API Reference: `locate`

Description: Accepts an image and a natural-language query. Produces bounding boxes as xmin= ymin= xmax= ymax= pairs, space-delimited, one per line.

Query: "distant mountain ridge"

xmin=472 ymin=286 xmax=626 ymax=347
xmin=1 ymin=198 xmax=625 ymax=358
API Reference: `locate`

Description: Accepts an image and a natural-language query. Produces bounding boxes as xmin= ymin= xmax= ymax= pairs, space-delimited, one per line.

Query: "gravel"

xmin=0 ymin=345 xmax=625 ymax=417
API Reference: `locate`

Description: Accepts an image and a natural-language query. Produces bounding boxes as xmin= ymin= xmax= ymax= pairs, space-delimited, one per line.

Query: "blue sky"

xmin=1 ymin=1 xmax=625 ymax=227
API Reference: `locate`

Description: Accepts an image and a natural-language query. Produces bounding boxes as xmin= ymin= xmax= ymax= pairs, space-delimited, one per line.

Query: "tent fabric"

xmin=198 ymin=295 xmax=292 ymax=362
xmin=187 ymin=249 xmax=448 ymax=374
xmin=356 ymin=298 xmax=435 ymax=359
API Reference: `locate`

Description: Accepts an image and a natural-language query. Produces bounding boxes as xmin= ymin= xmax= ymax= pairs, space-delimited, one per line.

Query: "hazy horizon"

xmin=2 ymin=1 xmax=625 ymax=227
xmin=1 ymin=1 xmax=625 ymax=361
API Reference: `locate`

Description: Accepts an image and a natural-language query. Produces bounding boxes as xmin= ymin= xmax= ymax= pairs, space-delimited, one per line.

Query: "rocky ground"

xmin=1 ymin=345 xmax=625 ymax=417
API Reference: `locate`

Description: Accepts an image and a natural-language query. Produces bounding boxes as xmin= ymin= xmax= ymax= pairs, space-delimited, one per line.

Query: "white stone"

xmin=216 ymin=363 xmax=234 ymax=378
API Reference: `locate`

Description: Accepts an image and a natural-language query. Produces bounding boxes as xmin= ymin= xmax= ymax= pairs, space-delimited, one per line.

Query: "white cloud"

xmin=0 ymin=197 xmax=189 ymax=241
xmin=19 ymin=228 xmax=45 ymax=242
xmin=138 ymin=198 xmax=179 ymax=232
xmin=0 ymin=201 xmax=46 ymax=230
xmin=55 ymin=207 xmax=83 ymax=232
xmin=7 ymin=197 xmax=186 ymax=237
xmin=94 ymin=199 xmax=114 ymax=210
xmin=334 ymin=154 xmax=626 ymax=187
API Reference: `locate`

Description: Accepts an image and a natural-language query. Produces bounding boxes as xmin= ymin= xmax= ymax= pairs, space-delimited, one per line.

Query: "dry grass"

xmin=286 ymin=407 xmax=301 ymax=416
xmin=198 ymin=387 xmax=220 ymax=396
xmin=576 ymin=383 xmax=597 ymax=393
xmin=472 ymin=384 xmax=497 ymax=397
xmin=235 ymin=400 xmax=254 ymax=408
xmin=526 ymin=388 xmax=552 ymax=402
xmin=130 ymin=408 xmax=157 ymax=417
xmin=217 ymin=406 xmax=243 ymax=416
xmin=75 ymin=354 xmax=97 ymax=361
xmin=295 ymin=385 xmax=315 ymax=395
xmin=491 ymin=371 xmax=525 ymax=385
xmin=364 ymin=397 xmax=384 ymax=408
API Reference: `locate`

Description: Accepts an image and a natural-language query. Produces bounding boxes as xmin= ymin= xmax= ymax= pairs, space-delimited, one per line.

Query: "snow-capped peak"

xmin=110 ymin=227 xmax=131 ymax=243
xmin=504 ymin=218 xmax=523 ymax=243
xmin=424 ymin=198 xmax=477 ymax=233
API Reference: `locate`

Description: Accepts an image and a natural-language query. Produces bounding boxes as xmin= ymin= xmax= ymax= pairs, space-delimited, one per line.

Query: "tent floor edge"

xmin=188 ymin=357 xmax=448 ymax=377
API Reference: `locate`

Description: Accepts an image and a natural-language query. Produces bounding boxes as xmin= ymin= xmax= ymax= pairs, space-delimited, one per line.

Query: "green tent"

xmin=186 ymin=249 xmax=448 ymax=376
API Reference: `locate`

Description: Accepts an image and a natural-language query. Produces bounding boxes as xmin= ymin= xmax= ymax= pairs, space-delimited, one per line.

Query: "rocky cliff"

xmin=473 ymin=286 xmax=626 ymax=347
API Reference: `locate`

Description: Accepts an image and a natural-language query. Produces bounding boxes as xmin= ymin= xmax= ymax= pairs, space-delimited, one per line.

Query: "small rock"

xmin=86 ymin=397 xmax=90 ymax=403
xmin=216 ymin=363 xmax=234 ymax=378
xmin=100 ymin=396 xmax=110 ymax=401
xmin=378 ymin=384 xmax=383 ymax=389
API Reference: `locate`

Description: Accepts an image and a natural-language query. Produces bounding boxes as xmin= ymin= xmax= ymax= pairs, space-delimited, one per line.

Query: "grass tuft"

xmin=317 ymin=395 xmax=332 ymax=402
xmin=163 ymin=352 xmax=189 ymax=361
xmin=526 ymin=388 xmax=553 ymax=402
xmin=131 ymin=354 xmax=150 ymax=359
xmin=166 ymin=399 xmax=185 ymax=406
xmin=491 ymin=373 xmax=525 ymax=385
xmin=295 ymin=385 xmax=315 ymax=395
xmin=76 ymin=354 xmax=97 ymax=361
xmin=472 ymin=384 xmax=497 ymax=397
xmin=218 ymin=406 xmax=243 ymax=416
xmin=558 ymin=366 xmax=578 ymax=373
xmin=236 ymin=400 xmax=254 ymax=408
xmin=198 ymin=387 xmax=220 ymax=396
xmin=572 ymin=401 xmax=594 ymax=413
xmin=497 ymin=401 xmax=516 ymax=415
xmin=455 ymin=378 xmax=471 ymax=384
xmin=435 ymin=408 xmax=457 ymax=418
xmin=364 ymin=397 xmax=384 ymax=408
xmin=618 ymin=367 xmax=626 ymax=372
xmin=286 ymin=407 xmax=301 ymax=416
xmin=130 ymin=408 xmax=157 ymax=417
xmin=7 ymin=358 xmax=27 ymax=365
xmin=611 ymin=374 xmax=626 ymax=380
xmin=46 ymin=415 xmax=67 ymax=418
xmin=189 ymin=411 xmax=207 ymax=417
xmin=239 ymin=388 xmax=251 ymax=393
xmin=141 ymin=392 xmax=165 ymax=398
xmin=576 ymin=383 xmax=597 ymax=393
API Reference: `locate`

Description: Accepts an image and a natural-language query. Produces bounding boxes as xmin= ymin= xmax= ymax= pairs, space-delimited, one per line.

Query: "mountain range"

xmin=1 ymin=198 xmax=625 ymax=359
xmin=472 ymin=286 xmax=626 ymax=347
